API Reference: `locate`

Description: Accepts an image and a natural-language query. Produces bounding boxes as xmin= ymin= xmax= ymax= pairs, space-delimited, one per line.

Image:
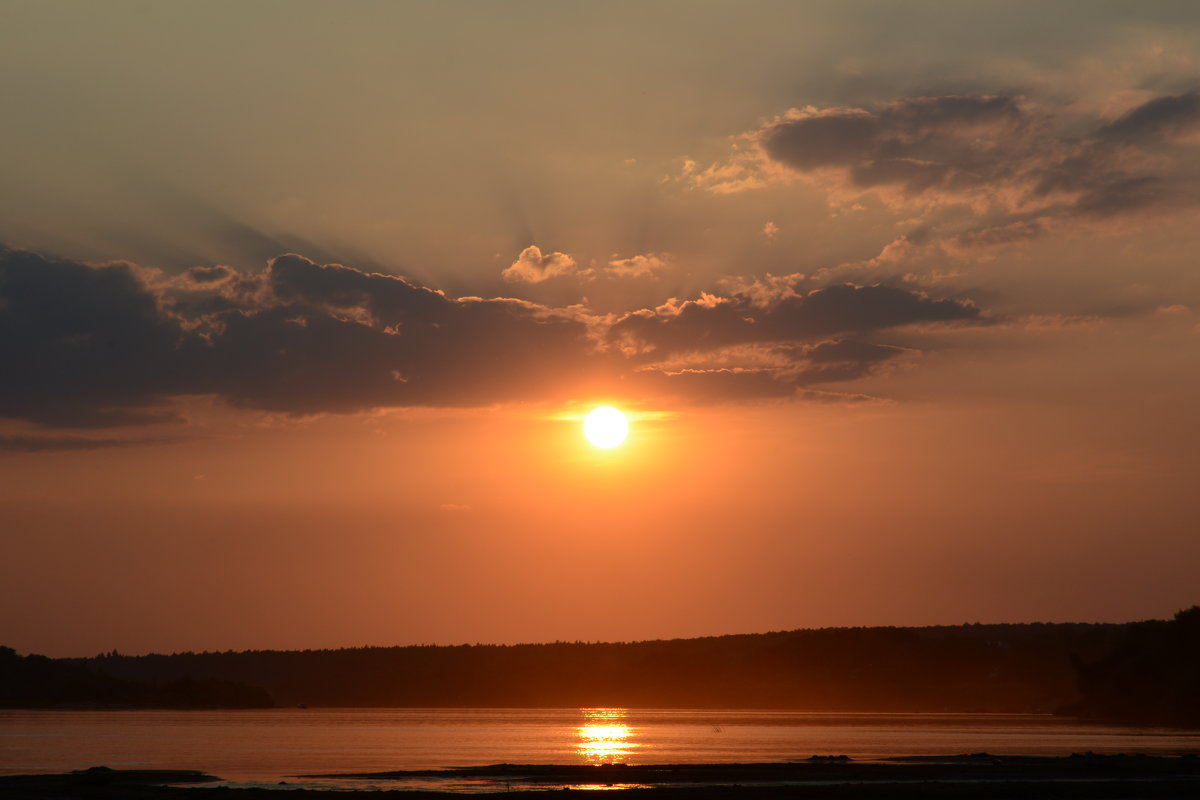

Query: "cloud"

xmin=806 ymin=338 xmax=905 ymax=364
xmin=1098 ymin=90 xmax=1200 ymax=142
xmin=0 ymin=248 xmax=195 ymax=427
xmin=501 ymin=245 xmax=578 ymax=283
xmin=758 ymin=95 xmax=1094 ymax=212
xmin=608 ymin=282 xmax=978 ymax=401
xmin=603 ymin=253 xmax=671 ymax=279
xmin=0 ymin=247 xmax=988 ymax=427
xmin=184 ymin=264 xmax=235 ymax=284
xmin=629 ymin=338 xmax=912 ymax=401
xmin=502 ymin=248 xmax=672 ymax=285
xmin=762 ymin=96 xmax=1029 ymax=192
xmin=691 ymin=91 xmax=1200 ymax=262
xmin=609 ymin=283 xmax=980 ymax=359
xmin=0 ymin=248 xmax=601 ymax=426
xmin=693 ymin=95 xmax=1031 ymax=204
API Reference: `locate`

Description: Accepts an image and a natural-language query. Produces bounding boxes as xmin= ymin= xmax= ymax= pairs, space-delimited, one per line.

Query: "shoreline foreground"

xmin=3 ymin=755 xmax=1199 ymax=800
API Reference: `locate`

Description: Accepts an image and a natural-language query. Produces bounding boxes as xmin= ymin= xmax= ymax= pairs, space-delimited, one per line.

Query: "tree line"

xmin=4 ymin=612 xmax=1195 ymax=724
xmin=0 ymin=646 xmax=272 ymax=708
xmin=65 ymin=622 xmax=1122 ymax=711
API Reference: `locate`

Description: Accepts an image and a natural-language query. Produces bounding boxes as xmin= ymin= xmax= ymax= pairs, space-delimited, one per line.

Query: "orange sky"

xmin=1 ymin=1 xmax=1198 ymax=656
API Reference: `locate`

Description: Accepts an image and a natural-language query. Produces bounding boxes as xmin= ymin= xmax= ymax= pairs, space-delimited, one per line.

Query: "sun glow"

xmin=583 ymin=406 xmax=629 ymax=448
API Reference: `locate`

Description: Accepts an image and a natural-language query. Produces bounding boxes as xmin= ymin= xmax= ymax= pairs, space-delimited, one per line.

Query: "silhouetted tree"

xmin=1069 ymin=606 xmax=1200 ymax=726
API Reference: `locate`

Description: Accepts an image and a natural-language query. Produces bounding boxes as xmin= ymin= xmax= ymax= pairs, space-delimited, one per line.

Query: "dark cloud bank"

xmin=725 ymin=90 xmax=1200 ymax=253
xmin=758 ymin=91 xmax=1200 ymax=213
xmin=0 ymin=247 xmax=982 ymax=429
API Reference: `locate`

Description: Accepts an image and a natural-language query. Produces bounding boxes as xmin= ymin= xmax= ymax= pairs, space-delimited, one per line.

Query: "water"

xmin=2 ymin=708 xmax=1198 ymax=790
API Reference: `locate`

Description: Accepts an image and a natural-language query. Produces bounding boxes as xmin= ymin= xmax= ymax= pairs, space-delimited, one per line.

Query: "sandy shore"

xmin=3 ymin=755 xmax=1199 ymax=799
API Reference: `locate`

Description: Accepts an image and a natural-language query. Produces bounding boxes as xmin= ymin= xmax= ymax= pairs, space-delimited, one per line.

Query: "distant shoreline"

xmin=9 ymin=610 xmax=1198 ymax=728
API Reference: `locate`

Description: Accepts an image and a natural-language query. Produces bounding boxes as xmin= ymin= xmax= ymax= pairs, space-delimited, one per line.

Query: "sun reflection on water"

xmin=577 ymin=708 xmax=637 ymax=765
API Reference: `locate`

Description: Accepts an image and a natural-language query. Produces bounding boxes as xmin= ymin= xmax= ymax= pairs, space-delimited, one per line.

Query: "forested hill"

xmin=0 ymin=646 xmax=272 ymax=709
xmin=75 ymin=622 xmax=1131 ymax=712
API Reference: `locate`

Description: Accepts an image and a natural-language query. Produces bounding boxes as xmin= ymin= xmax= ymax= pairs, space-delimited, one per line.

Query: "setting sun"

xmin=583 ymin=406 xmax=629 ymax=449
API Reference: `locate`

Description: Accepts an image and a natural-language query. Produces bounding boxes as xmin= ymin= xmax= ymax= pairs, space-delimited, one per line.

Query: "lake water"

xmin=2 ymin=708 xmax=1198 ymax=791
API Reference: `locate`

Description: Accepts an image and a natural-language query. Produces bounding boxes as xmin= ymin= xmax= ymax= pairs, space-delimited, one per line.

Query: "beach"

xmin=4 ymin=755 xmax=1200 ymax=800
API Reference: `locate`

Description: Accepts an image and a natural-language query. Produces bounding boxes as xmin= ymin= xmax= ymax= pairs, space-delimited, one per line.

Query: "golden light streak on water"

xmin=576 ymin=708 xmax=637 ymax=764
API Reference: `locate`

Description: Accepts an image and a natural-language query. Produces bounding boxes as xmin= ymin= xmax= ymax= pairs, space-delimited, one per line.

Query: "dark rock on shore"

xmin=0 ymin=766 xmax=219 ymax=800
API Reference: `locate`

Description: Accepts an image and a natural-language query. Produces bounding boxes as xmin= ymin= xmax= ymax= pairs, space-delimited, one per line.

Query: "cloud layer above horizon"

xmin=688 ymin=90 xmax=1200 ymax=260
xmin=0 ymin=246 xmax=986 ymax=429
xmin=6 ymin=85 xmax=1199 ymax=431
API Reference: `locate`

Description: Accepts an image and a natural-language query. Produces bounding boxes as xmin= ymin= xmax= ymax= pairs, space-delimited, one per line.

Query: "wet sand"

xmin=3 ymin=755 xmax=1199 ymax=799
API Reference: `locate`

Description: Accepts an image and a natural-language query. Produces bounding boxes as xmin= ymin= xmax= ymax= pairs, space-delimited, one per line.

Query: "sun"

xmin=583 ymin=406 xmax=629 ymax=449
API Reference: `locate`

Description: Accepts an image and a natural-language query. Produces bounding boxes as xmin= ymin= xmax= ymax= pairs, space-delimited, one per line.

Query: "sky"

xmin=2 ymin=1 xmax=1199 ymax=657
